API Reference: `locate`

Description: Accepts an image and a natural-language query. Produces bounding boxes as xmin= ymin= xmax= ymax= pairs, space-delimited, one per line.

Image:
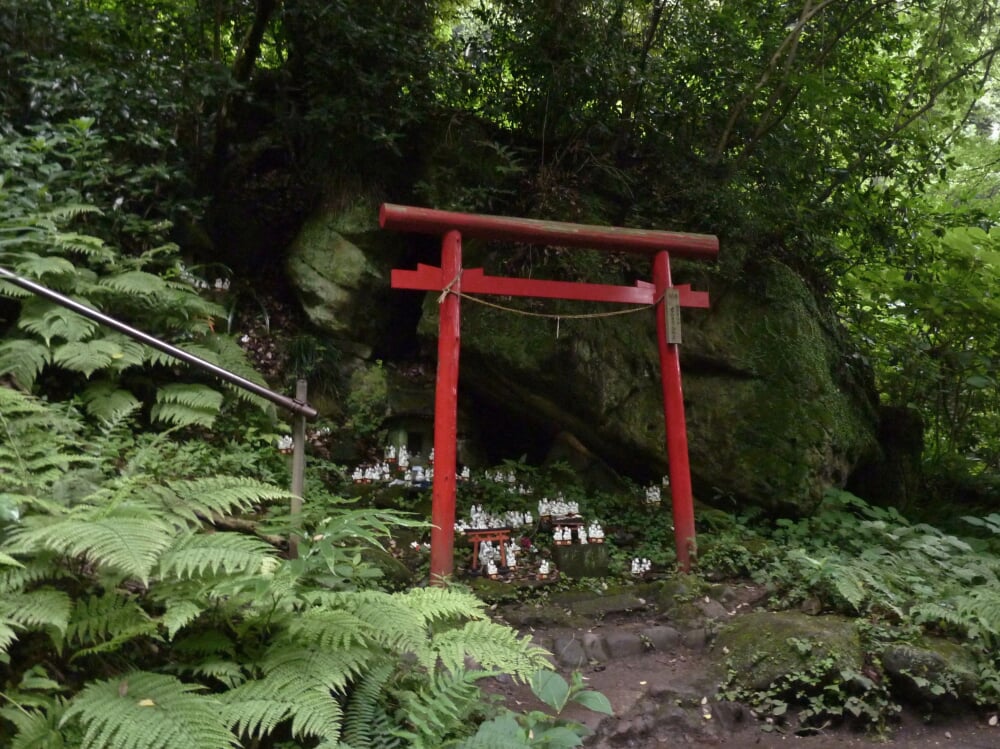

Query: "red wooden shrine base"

xmin=381 ymin=203 xmax=718 ymax=581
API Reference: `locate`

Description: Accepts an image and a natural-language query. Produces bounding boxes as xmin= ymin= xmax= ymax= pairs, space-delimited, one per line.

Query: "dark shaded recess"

xmin=461 ymin=385 xmax=556 ymax=467
xmin=461 ymin=358 xmax=662 ymax=483
xmin=209 ymin=144 xmax=313 ymax=278
xmin=374 ymin=235 xmax=440 ymax=361
xmin=846 ymin=405 xmax=924 ymax=510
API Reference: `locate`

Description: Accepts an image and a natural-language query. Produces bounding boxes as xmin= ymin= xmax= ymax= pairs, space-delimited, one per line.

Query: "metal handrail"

xmin=0 ymin=266 xmax=318 ymax=420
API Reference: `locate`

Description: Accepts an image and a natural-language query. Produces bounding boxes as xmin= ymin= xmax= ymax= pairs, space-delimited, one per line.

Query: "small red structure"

xmin=381 ymin=204 xmax=718 ymax=580
xmin=465 ymin=528 xmax=512 ymax=571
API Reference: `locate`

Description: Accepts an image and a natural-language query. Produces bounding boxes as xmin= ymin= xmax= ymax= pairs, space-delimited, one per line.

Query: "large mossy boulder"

xmin=285 ymin=200 xmax=395 ymax=351
xmin=286 ymin=192 xmax=876 ymax=515
xmin=424 ymin=257 xmax=876 ymax=515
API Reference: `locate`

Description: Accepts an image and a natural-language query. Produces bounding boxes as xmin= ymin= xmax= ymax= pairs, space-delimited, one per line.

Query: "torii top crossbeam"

xmin=381 ymin=203 xmax=719 ymax=259
xmin=381 ymin=203 xmax=718 ymax=581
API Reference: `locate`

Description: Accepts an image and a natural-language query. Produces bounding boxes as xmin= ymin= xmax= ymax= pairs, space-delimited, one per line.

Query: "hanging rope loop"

xmin=435 ymin=286 xmax=670 ymax=321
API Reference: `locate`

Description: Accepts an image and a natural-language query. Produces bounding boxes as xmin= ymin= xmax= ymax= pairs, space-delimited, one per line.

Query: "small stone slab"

xmin=551 ymin=635 xmax=587 ymax=668
xmin=604 ymin=631 xmax=647 ymax=658
xmin=556 ymin=592 xmax=649 ymax=618
xmin=642 ymin=625 xmax=681 ymax=652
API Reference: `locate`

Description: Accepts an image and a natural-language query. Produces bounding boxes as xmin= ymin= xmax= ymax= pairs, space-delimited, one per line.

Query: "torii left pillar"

xmin=382 ymin=203 xmax=718 ymax=582
xmin=432 ymin=229 xmax=462 ymax=583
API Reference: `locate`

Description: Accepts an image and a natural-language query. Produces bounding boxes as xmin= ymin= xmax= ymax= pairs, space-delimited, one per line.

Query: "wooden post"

xmin=288 ymin=378 xmax=308 ymax=559
xmin=654 ymin=251 xmax=696 ymax=572
xmin=429 ymin=230 xmax=462 ymax=583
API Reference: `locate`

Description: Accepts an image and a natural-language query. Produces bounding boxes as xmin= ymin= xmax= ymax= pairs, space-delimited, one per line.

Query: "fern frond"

xmin=400 ymin=587 xmax=489 ymax=623
xmin=0 ymin=588 xmax=72 ymax=638
xmin=394 ymin=668 xmax=483 ymax=744
xmin=0 ymin=551 xmax=24 ymax=567
xmin=51 ymin=231 xmax=108 ymax=257
xmin=9 ymin=508 xmax=176 ymax=582
xmin=13 ymin=253 xmax=77 ymax=280
xmin=158 ymin=599 xmax=203 ymax=640
xmin=0 ymin=553 xmax=69 ymax=594
xmin=432 ymin=619 xmax=551 ymax=681
xmin=99 ymin=271 xmax=168 ymax=296
xmin=66 ymin=592 xmax=152 ymax=648
xmin=150 ymin=384 xmax=223 ymax=428
xmin=286 ymin=609 xmax=375 ymax=651
xmin=258 ymin=644 xmax=374 ymax=693
xmin=911 ymin=602 xmax=968 ymax=632
xmin=61 ymin=671 xmax=238 ymax=749
xmin=341 ymin=661 xmax=397 ymax=748
xmin=0 ymin=617 xmax=20 ymax=654
xmin=223 ymin=650 xmax=354 ymax=739
xmin=2 ymin=699 xmax=69 ymax=749
xmin=52 ymin=339 xmax=124 ymax=378
xmin=81 ymin=381 xmax=141 ymax=422
xmin=156 ymin=532 xmax=276 ymax=580
xmin=18 ymin=298 xmax=98 ymax=344
xmin=0 ymin=338 xmax=51 ymax=390
xmin=164 ymin=476 xmax=293 ymax=523
xmin=175 ymin=659 xmax=246 ymax=689
xmin=184 ymin=337 xmax=273 ymax=411
xmin=343 ymin=592 xmax=436 ymax=668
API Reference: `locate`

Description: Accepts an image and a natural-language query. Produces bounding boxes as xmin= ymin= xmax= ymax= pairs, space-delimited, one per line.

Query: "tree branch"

xmin=710 ymin=0 xmax=839 ymax=164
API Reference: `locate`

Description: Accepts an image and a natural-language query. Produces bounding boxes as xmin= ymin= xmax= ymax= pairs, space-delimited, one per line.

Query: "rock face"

xmin=286 ymin=198 xmax=878 ymax=515
xmin=430 ymin=257 xmax=875 ymax=515
xmin=285 ymin=204 xmax=394 ymax=351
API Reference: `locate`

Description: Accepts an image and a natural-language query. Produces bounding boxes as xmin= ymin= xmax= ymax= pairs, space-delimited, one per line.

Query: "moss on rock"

xmin=715 ymin=611 xmax=863 ymax=692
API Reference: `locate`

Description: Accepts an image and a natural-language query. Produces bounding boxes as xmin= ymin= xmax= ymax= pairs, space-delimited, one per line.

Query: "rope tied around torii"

xmin=439 ymin=285 xmax=669 ymax=321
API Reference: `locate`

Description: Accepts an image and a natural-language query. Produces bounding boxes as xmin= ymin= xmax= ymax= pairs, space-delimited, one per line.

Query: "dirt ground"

xmin=483 ymin=592 xmax=1000 ymax=748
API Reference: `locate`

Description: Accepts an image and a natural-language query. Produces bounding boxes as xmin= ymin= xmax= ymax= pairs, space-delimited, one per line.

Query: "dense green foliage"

xmin=5 ymin=0 xmax=1000 ymax=741
xmin=702 ymin=489 xmax=1000 ymax=726
xmin=0 ymin=386 xmax=554 ymax=748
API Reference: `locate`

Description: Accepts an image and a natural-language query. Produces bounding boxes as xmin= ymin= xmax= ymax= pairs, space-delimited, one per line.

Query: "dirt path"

xmin=484 ymin=585 xmax=999 ymax=748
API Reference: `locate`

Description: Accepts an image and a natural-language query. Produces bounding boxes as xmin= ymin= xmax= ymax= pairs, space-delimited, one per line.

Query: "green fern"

xmin=165 ymin=476 xmax=295 ymax=524
xmin=0 ymin=588 xmax=72 ymax=643
xmin=52 ymin=339 xmax=126 ymax=378
xmin=0 ymin=338 xmax=50 ymax=389
xmin=285 ymin=608 xmax=375 ymax=651
xmin=11 ymin=252 xmax=78 ymax=280
xmin=98 ymin=270 xmax=168 ymax=296
xmin=61 ymin=671 xmax=239 ymax=749
xmin=158 ymin=599 xmax=204 ymax=640
xmin=8 ymin=506 xmax=176 ymax=583
xmin=81 ymin=381 xmax=142 ymax=422
xmin=0 ymin=617 xmax=20 ymax=653
xmin=0 ymin=697 xmax=70 ymax=749
xmin=222 ymin=648 xmax=361 ymax=742
xmin=150 ymin=383 xmax=224 ymax=428
xmin=432 ymin=619 xmax=551 ymax=680
xmin=393 ymin=668 xmax=485 ymax=745
xmin=65 ymin=592 xmax=152 ymax=648
xmin=156 ymin=532 xmax=277 ymax=579
xmin=17 ymin=298 xmax=98 ymax=345
xmin=340 ymin=661 xmax=399 ymax=748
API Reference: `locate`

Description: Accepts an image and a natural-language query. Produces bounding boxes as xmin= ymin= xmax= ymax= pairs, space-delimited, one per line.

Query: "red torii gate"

xmin=381 ymin=203 xmax=718 ymax=580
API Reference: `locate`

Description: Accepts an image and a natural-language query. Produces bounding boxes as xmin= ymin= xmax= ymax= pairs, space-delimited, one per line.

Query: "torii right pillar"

xmin=654 ymin=251 xmax=697 ymax=570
